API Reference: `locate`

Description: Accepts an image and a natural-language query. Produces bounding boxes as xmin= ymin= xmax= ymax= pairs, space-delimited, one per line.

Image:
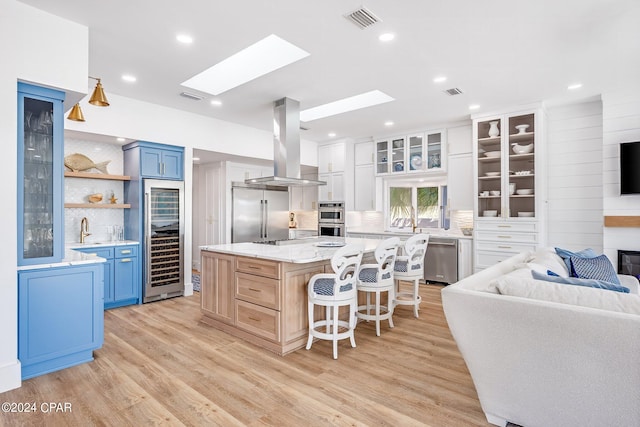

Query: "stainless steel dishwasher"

xmin=423 ymin=237 xmax=458 ymax=284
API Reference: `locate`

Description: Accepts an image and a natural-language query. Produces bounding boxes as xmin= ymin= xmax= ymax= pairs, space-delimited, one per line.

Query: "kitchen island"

xmin=199 ymin=237 xmax=380 ymax=355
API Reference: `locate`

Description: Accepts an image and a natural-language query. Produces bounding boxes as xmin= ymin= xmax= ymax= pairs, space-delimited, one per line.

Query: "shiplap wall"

xmin=546 ymin=100 xmax=604 ymax=252
xmin=602 ymin=87 xmax=640 ymax=263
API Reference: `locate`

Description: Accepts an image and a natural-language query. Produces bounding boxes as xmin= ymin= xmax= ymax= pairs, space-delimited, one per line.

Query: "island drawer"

xmin=235 ymin=272 xmax=280 ymax=310
xmin=236 ymin=257 xmax=280 ymax=279
xmin=235 ymin=300 xmax=280 ymax=342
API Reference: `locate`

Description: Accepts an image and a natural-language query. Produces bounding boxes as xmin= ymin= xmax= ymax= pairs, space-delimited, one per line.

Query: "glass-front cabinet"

xmin=375 ymin=130 xmax=445 ymax=175
xmin=17 ymin=83 xmax=64 ymax=266
xmin=475 ymin=111 xmax=537 ymax=219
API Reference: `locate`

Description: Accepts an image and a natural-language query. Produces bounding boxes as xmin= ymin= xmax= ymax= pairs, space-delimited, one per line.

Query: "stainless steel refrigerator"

xmin=144 ymin=179 xmax=184 ymax=302
xmin=232 ymin=184 xmax=289 ymax=243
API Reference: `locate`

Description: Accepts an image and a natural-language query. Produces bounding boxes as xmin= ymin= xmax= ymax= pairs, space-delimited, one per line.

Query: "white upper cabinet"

xmin=374 ymin=130 xmax=446 ymax=175
xmin=354 ymin=140 xmax=374 ymax=166
xmin=354 ymin=141 xmax=375 ymax=211
xmin=318 ymin=142 xmax=345 ymax=173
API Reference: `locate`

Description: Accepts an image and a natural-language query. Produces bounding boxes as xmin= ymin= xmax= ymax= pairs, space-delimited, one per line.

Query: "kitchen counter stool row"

xmin=306 ymin=234 xmax=429 ymax=359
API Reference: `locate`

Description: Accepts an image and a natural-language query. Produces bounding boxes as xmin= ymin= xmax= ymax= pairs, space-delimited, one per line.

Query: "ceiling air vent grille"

xmin=344 ymin=7 xmax=381 ymax=29
xmin=444 ymin=88 xmax=464 ymax=96
xmin=180 ymin=92 xmax=204 ymax=101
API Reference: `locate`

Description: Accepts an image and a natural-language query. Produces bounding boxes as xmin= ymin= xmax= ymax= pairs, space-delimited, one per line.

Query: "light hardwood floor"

xmin=0 ymin=284 xmax=490 ymax=426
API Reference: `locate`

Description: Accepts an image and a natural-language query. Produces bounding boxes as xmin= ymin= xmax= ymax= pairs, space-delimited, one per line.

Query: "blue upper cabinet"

xmin=17 ymin=83 xmax=65 ymax=266
xmin=124 ymin=141 xmax=184 ymax=180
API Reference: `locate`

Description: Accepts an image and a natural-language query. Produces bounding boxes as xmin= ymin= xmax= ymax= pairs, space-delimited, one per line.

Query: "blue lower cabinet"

xmin=18 ymin=263 xmax=104 ymax=380
xmin=75 ymin=244 xmax=139 ymax=309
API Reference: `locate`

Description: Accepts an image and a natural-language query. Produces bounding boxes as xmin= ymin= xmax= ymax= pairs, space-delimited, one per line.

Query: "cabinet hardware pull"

xmin=498 ymin=246 xmax=512 ymax=249
xmin=120 ymin=250 xmax=131 ymax=254
xmin=248 ymin=288 xmax=262 ymax=292
xmin=248 ymin=316 xmax=260 ymax=322
xmin=497 ymin=225 xmax=512 ymax=228
xmin=120 ymin=258 xmax=132 ymax=263
xmin=247 ymin=266 xmax=260 ymax=269
xmin=497 ymin=235 xmax=511 ymax=239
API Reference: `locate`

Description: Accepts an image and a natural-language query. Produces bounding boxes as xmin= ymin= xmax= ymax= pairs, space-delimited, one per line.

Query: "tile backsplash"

xmin=64 ymin=138 xmax=126 ymax=243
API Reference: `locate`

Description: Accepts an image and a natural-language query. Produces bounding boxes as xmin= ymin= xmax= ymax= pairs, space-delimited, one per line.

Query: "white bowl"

xmin=490 ymin=190 xmax=500 ymax=196
xmin=518 ymin=212 xmax=534 ymax=217
xmin=511 ymin=143 xmax=533 ymax=154
xmin=484 ymin=151 xmax=501 ymax=158
xmin=515 ymin=124 xmax=530 ymax=134
xmin=485 ymin=172 xmax=500 ymax=177
xmin=516 ymin=189 xmax=533 ymax=195
xmin=483 ymin=210 xmax=498 ymax=217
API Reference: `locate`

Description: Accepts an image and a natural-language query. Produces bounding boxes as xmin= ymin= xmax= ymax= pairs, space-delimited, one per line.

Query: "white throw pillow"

xmin=530 ymin=247 xmax=570 ymax=277
xmin=495 ymin=276 xmax=640 ymax=315
xmin=486 ymin=268 xmax=533 ymax=293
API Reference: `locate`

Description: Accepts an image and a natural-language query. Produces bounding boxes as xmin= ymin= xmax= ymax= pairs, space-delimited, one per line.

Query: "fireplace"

xmin=618 ymin=250 xmax=640 ymax=279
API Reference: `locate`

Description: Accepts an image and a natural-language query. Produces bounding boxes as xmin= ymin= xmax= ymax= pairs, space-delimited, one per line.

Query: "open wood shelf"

xmin=604 ymin=216 xmax=640 ymax=227
xmin=64 ymin=203 xmax=131 ymax=209
xmin=64 ymin=171 xmax=131 ymax=181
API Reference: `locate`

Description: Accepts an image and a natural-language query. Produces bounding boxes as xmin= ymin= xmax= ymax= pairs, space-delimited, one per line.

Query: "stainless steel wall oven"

xmin=318 ymin=201 xmax=345 ymax=237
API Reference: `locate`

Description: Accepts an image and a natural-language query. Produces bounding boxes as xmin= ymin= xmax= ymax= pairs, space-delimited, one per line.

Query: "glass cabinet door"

xmin=18 ymin=83 xmax=64 ymax=265
xmin=407 ymin=134 xmax=424 ymax=172
xmin=426 ymin=131 xmax=443 ymax=171
xmin=391 ymin=137 xmax=405 ymax=173
xmin=375 ymin=140 xmax=389 ymax=174
xmin=476 ymin=118 xmax=503 ymax=218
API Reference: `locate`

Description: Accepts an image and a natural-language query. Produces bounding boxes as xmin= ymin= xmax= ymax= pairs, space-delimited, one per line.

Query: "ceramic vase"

xmin=488 ymin=121 xmax=500 ymax=138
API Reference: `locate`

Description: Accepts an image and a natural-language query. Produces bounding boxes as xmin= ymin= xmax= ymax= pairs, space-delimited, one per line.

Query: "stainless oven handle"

xmin=264 ymin=199 xmax=269 ymax=239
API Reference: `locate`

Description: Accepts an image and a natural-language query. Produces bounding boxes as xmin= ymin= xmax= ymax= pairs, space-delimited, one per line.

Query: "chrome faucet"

xmin=80 ymin=217 xmax=91 ymax=243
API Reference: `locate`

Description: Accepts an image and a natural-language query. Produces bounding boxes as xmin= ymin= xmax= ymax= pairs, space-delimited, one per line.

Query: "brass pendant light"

xmin=88 ymin=76 xmax=109 ymax=107
xmin=67 ymin=103 xmax=85 ymax=122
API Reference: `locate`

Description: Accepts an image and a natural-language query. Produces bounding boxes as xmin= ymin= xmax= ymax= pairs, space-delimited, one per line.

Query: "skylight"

xmin=181 ymin=34 xmax=310 ymax=95
xmin=300 ymin=90 xmax=394 ymax=122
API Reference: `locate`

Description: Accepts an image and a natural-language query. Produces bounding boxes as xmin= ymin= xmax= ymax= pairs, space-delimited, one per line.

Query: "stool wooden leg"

xmin=332 ymin=305 xmax=339 ymax=359
xmin=413 ymin=279 xmax=420 ymax=318
xmin=349 ymin=300 xmax=357 ymax=348
xmin=375 ymin=290 xmax=381 ymax=337
xmin=306 ymin=300 xmax=314 ymax=350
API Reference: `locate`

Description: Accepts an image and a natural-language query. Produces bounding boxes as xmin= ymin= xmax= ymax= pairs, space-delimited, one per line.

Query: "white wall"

xmin=602 ymin=85 xmax=640 ymax=262
xmin=546 ymin=99 xmax=604 ymax=252
xmin=1 ymin=0 xmax=88 ymax=393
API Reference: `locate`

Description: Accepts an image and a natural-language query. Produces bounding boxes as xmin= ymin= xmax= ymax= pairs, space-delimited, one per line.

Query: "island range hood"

xmin=245 ymin=97 xmax=326 ymax=187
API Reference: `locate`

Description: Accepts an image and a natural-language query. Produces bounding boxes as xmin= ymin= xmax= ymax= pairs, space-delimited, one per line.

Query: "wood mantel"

xmin=604 ymin=216 xmax=640 ymax=227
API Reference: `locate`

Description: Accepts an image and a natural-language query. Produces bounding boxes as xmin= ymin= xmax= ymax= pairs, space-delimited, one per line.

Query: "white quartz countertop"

xmin=346 ymin=228 xmax=473 ymax=240
xmin=65 ymin=240 xmax=140 ymax=249
xmin=201 ymin=237 xmax=381 ymax=264
xmin=17 ymin=248 xmax=107 ymax=271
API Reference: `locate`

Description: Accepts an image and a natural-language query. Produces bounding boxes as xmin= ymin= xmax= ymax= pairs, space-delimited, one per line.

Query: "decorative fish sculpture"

xmin=64 ymin=153 xmax=110 ymax=174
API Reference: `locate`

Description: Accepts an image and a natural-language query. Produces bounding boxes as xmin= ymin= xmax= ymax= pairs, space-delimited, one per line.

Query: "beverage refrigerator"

xmin=143 ymin=179 xmax=184 ymax=302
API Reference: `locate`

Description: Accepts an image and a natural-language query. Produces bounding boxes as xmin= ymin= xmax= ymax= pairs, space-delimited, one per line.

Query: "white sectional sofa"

xmin=441 ymin=247 xmax=640 ymax=427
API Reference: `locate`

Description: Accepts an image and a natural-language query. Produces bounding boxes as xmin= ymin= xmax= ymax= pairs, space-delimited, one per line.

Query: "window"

xmin=388 ymin=184 xmax=448 ymax=231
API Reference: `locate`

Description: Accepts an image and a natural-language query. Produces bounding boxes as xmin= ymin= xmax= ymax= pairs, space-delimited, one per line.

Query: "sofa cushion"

xmin=531 ymin=270 xmax=629 ymax=293
xmin=570 ymin=254 xmax=621 ymax=285
xmin=531 ymin=247 xmax=571 ymax=277
xmin=495 ymin=276 xmax=640 ymax=315
xmin=555 ymin=247 xmax=597 ymax=276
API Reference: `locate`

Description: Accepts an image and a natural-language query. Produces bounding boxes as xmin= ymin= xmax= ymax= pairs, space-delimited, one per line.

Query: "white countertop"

xmin=65 ymin=240 xmax=140 ymax=249
xmin=17 ymin=248 xmax=106 ymax=271
xmin=346 ymin=228 xmax=473 ymax=240
xmin=201 ymin=237 xmax=381 ymax=264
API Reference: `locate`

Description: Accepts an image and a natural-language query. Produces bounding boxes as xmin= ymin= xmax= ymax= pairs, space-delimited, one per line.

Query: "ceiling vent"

xmin=180 ymin=92 xmax=204 ymax=101
xmin=444 ymin=88 xmax=464 ymax=96
xmin=344 ymin=7 xmax=381 ymax=29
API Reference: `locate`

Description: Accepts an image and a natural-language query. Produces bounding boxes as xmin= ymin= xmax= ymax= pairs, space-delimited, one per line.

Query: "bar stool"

xmin=356 ymin=237 xmax=400 ymax=336
xmin=306 ymin=244 xmax=363 ymax=359
xmin=394 ymin=233 xmax=429 ymax=318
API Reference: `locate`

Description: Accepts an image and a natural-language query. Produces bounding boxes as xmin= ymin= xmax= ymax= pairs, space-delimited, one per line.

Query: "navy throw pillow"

xmin=555 ymin=247 xmax=597 ymax=276
xmin=569 ymin=254 xmax=621 ymax=285
xmin=531 ymin=270 xmax=629 ymax=293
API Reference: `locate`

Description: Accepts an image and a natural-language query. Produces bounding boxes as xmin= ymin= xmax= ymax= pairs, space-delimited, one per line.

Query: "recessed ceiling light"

xmin=181 ymin=34 xmax=310 ymax=96
xmin=210 ymin=99 xmax=222 ymax=106
xmin=300 ymin=90 xmax=394 ymax=122
xmin=433 ymin=76 xmax=447 ymax=83
xmin=176 ymin=34 xmax=193 ymax=44
xmin=568 ymin=83 xmax=583 ymax=90
xmin=379 ymin=33 xmax=395 ymax=42
xmin=122 ymin=74 xmax=137 ymax=83
xmin=469 ymin=104 xmax=480 ymax=110
xmin=384 ymin=121 xmax=394 ymax=127
xmin=116 ymin=137 xmax=125 ymax=142
xmin=328 ymin=132 xmax=336 ymax=137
